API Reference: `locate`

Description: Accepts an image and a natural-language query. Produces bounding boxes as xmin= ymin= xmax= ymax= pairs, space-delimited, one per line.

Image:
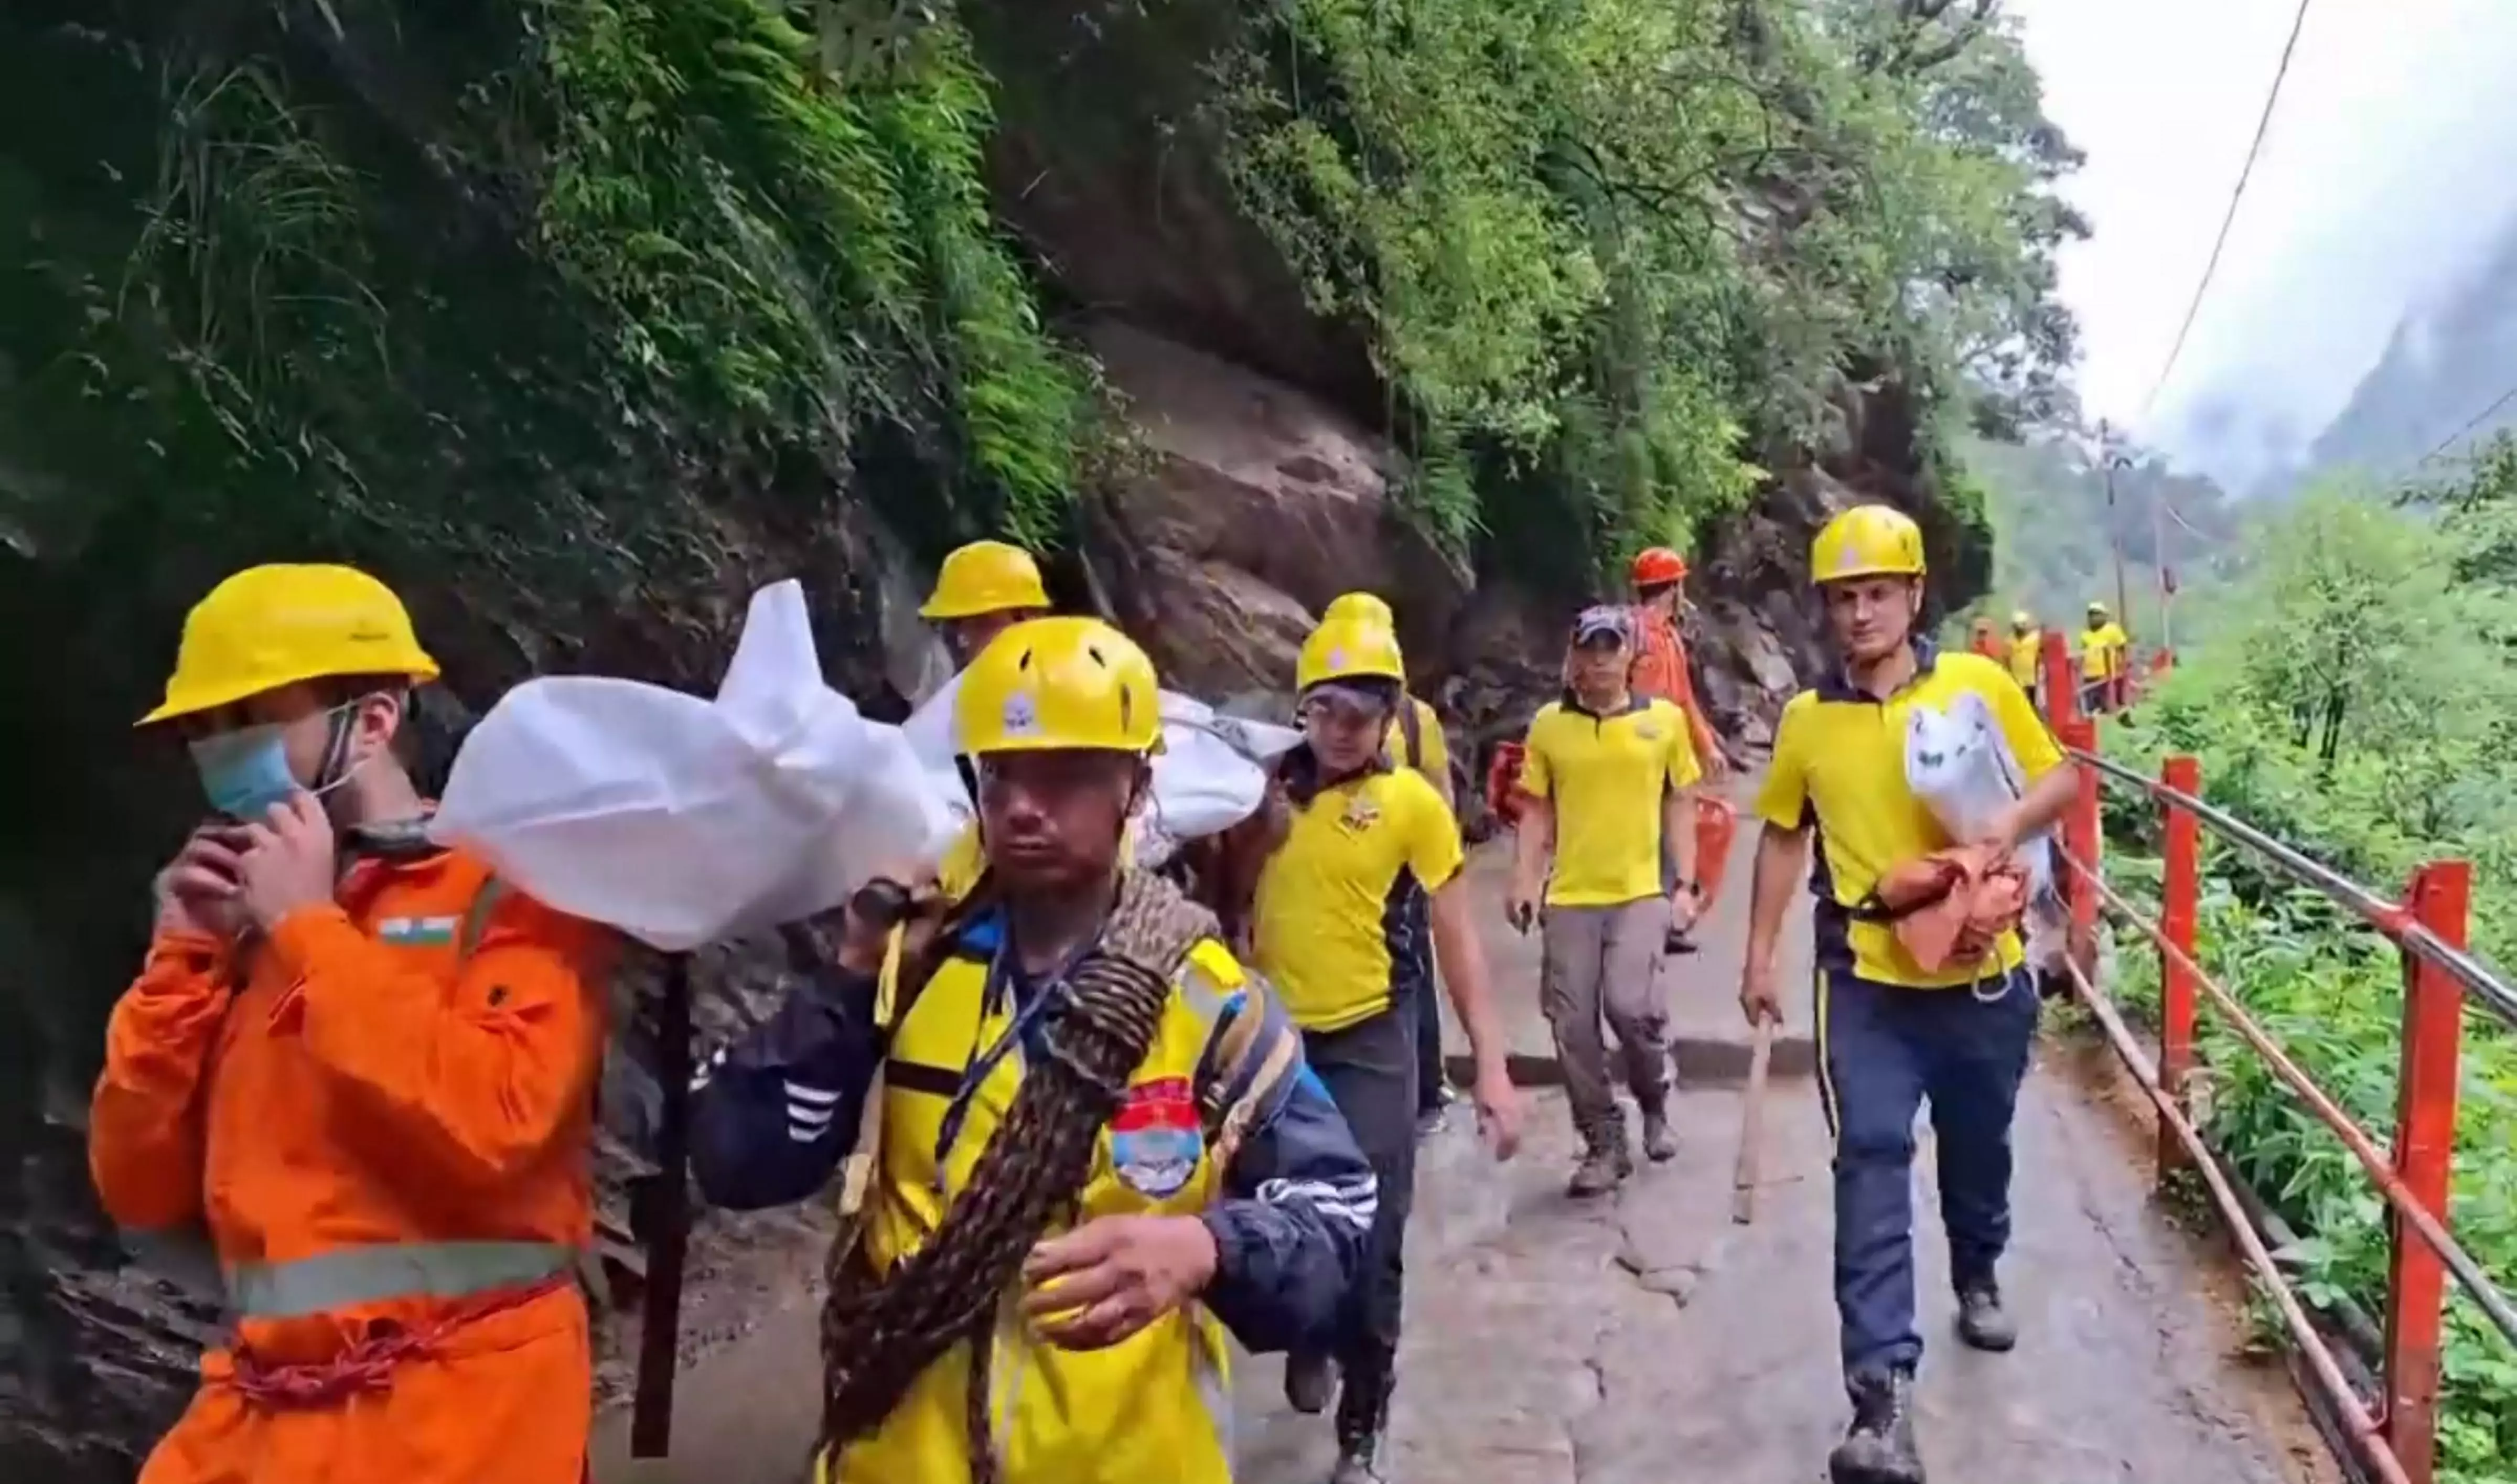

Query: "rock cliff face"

xmin=0 ymin=5 xmax=1980 ymax=1479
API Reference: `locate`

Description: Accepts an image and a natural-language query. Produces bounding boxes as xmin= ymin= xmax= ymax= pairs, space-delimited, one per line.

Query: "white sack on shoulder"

xmin=429 ymin=580 xmax=958 ymax=951
xmin=1903 ymin=690 xmax=2054 ymax=900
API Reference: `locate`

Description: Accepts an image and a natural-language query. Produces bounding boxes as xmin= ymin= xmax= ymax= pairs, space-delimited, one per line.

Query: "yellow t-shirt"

xmin=2080 ymin=621 xmax=2129 ymax=680
xmin=1519 ymin=696 xmax=1703 ymax=908
xmin=2007 ymin=631 xmax=2042 ymax=687
xmin=1251 ymin=767 xmax=1464 ymax=1032
xmin=1755 ymin=650 xmax=2063 ymax=987
xmin=1383 ymin=695 xmax=1451 ymax=792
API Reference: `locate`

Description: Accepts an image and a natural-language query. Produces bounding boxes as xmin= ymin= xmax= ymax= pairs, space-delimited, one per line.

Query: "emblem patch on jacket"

xmin=1110 ymin=1076 xmax=1202 ymax=1198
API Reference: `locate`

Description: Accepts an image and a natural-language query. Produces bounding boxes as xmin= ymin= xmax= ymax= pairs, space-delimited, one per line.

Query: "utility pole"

xmin=2098 ymin=418 xmax=2132 ymax=634
xmin=2153 ymin=487 xmax=2176 ymax=654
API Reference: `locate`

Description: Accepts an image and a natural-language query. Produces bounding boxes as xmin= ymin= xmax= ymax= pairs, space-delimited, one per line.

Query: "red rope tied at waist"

xmin=224 ymin=1275 xmax=569 ymax=1412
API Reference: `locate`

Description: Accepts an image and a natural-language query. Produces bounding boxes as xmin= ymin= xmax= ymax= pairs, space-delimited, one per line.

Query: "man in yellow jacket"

xmin=689 ymin=617 xmax=1376 ymax=1484
xmin=2006 ymin=610 xmax=2043 ymax=709
xmin=1253 ymin=615 xmax=1522 ymax=1480
xmin=2078 ymin=600 xmax=2130 ymax=715
xmin=1321 ymin=590 xmax=1461 ymax=1136
xmin=1739 ymin=507 xmax=2076 ymax=1484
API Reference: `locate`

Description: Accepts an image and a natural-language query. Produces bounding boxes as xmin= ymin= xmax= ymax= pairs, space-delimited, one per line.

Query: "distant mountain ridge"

xmin=2304 ymin=206 xmax=2517 ymax=483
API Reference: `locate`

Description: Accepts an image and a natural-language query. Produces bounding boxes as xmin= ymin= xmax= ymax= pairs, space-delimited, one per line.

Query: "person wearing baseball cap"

xmin=1506 ymin=605 xmax=1704 ymax=1195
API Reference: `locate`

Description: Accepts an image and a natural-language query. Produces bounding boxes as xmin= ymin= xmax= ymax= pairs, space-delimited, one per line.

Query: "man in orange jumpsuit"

xmin=90 ymin=563 xmax=613 ymax=1484
xmin=1628 ymin=547 xmax=1729 ymax=953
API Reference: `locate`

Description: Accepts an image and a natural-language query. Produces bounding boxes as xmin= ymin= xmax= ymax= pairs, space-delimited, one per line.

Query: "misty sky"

xmin=2007 ymin=0 xmax=2517 ymax=491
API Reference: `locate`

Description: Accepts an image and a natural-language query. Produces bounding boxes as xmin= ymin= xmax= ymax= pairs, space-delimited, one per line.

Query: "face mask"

xmin=188 ymin=699 xmax=376 ymax=822
xmin=189 ymin=723 xmax=305 ymax=823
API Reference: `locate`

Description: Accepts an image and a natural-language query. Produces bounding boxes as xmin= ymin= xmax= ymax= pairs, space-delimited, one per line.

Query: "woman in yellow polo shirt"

xmin=1738 ymin=506 xmax=2077 ymax=1484
xmin=1506 ymin=606 xmax=1704 ymax=1196
xmin=1251 ymin=615 xmax=1523 ymax=1483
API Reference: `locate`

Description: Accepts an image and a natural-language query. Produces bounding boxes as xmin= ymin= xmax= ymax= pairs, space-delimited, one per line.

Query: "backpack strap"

xmin=1397 ymin=695 xmax=1425 ymax=771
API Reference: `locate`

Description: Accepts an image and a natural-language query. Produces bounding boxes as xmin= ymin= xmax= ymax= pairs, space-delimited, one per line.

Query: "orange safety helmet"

xmin=1630 ymin=547 xmax=1688 ymax=588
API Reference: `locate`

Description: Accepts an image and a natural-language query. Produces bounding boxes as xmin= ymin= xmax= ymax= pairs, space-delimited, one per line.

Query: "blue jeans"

xmin=1816 ymin=966 xmax=2038 ymax=1382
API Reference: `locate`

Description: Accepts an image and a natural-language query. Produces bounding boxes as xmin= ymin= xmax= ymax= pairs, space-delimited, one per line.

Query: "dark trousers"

xmin=1816 ymin=966 xmax=2037 ymax=1382
xmin=1299 ymin=1006 xmax=1418 ymax=1438
xmin=1404 ymin=892 xmax=1446 ymax=1109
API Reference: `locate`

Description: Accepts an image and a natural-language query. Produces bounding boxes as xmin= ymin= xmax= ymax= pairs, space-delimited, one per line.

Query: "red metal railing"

xmin=2036 ymin=631 xmax=2517 ymax=1484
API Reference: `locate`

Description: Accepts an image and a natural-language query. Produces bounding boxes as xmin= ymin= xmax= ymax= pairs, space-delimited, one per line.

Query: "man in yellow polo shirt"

xmin=1507 ymin=606 xmax=1703 ymax=1197
xmin=1322 ymin=590 xmax=1462 ymax=1137
xmin=1739 ymin=504 xmax=2076 ymax=1484
xmin=2078 ymin=600 xmax=2130 ymax=715
xmin=1253 ymin=615 xmax=1522 ymax=1481
xmin=2006 ymin=609 xmax=2043 ymax=710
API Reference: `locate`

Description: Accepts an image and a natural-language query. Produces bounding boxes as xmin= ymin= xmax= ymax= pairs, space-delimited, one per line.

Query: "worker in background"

xmin=2006 ymin=610 xmax=2043 ymax=711
xmin=689 ymin=617 xmax=1376 ymax=1484
xmin=1255 ymin=615 xmax=1524 ymax=1482
xmin=1508 ymin=606 xmax=1703 ymax=1196
xmin=91 ymin=564 xmax=613 ymax=1484
xmin=1963 ymin=616 xmax=2003 ymax=664
xmin=2079 ymin=600 xmax=2131 ymax=716
xmin=1627 ymin=546 xmax=1727 ymax=955
xmin=923 ymin=539 xmax=1056 ymax=898
xmin=1736 ymin=507 xmax=2076 ymax=1484
xmin=1321 ymin=590 xmax=1460 ymax=1138
xmin=921 ymin=537 xmax=1052 ymax=665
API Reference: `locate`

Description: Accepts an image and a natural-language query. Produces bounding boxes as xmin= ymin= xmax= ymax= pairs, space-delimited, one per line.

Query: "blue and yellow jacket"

xmin=686 ymin=905 xmax=1374 ymax=1483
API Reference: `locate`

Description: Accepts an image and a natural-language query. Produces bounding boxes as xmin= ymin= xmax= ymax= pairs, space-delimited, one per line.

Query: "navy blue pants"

xmin=1816 ymin=966 xmax=2038 ymax=1382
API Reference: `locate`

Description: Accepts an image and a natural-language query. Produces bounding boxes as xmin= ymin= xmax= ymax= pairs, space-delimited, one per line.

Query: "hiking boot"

xmin=1568 ymin=1117 xmax=1631 ymax=1197
xmin=1284 ymin=1351 xmax=1335 ymax=1415
xmin=1415 ymin=1082 xmax=1456 ymax=1142
xmin=1663 ymin=926 xmax=1698 ymax=956
xmin=1639 ymin=1104 xmax=1679 ymax=1163
xmin=1956 ymin=1282 xmax=2018 ymax=1353
xmin=1328 ymin=1442 xmax=1386 ymax=1484
xmin=1331 ymin=1354 xmax=1393 ymax=1482
xmin=1828 ymin=1369 xmax=1925 ymax=1484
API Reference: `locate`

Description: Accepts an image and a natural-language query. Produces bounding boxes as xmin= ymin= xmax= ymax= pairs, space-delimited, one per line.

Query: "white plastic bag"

xmin=429 ymin=581 xmax=958 ymax=950
xmin=1903 ymin=690 xmax=2053 ymax=900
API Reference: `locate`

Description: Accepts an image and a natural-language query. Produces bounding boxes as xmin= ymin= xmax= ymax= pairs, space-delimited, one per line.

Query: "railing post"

xmin=2382 ymin=859 xmax=2470 ymax=1484
xmin=2156 ymin=755 xmax=2201 ymax=1181
xmin=2041 ymin=629 xmax=2078 ymax=730
xmin=2060 ymin=716 xmax=2101 ymax=981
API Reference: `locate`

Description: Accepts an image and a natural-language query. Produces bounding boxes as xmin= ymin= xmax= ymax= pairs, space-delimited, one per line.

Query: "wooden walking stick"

xmin=1731 ymin=1016 xmax=1776 ymax=1225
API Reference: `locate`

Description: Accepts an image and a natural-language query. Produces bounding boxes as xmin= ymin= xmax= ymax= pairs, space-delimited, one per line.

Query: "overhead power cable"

xmin=2138 ymin=0 xmax=2317 ymax=420
xmin=2419 ymin=385 xmax=2517 ymax=465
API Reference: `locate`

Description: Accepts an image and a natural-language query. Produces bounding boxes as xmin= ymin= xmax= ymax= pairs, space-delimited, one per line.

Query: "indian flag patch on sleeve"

xmin=378 ymin=915 xmax=461 ymax=947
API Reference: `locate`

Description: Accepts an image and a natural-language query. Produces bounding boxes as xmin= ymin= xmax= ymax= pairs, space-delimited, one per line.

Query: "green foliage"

xmin=1211 ymin=0 xmax=2078 ymax=582
xmin=1961 ymin=427 xmax=2242 ymax=640
xmin=2093 ymin=479 xmax=2517 ymax=1481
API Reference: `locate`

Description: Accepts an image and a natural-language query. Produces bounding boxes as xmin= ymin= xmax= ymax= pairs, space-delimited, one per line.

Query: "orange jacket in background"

xmin=1629 ymin=604 xmax=1719 ymax=770
xmin=90 ymin=845 xmax=612 ymax=1484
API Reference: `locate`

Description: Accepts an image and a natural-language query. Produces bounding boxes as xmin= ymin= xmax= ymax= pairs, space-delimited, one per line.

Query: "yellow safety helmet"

xmin=920 ymin=540 xmax=1050 ymax=621
xmin=1323 ymin=592 xmax=1396 ymax=630
xmin=1810 ymin=504 xmax=1926 ymax=584
xmin=955 ymin=617 xmax=1161 ymax=756
xmin=2012 ymin=609 xmax=2033 ymax=629
xmin=140 ymin=563 xmax=439 ymax=726
xmin=1296 ymin=616 xmax=1406 ymax=692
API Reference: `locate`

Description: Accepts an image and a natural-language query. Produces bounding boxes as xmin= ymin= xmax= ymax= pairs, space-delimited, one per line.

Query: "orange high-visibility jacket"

xmin=1629 ymin=605 xmax=1720 ymax=769
xmin=90 ymin=846 xmax=612 ymax=1484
